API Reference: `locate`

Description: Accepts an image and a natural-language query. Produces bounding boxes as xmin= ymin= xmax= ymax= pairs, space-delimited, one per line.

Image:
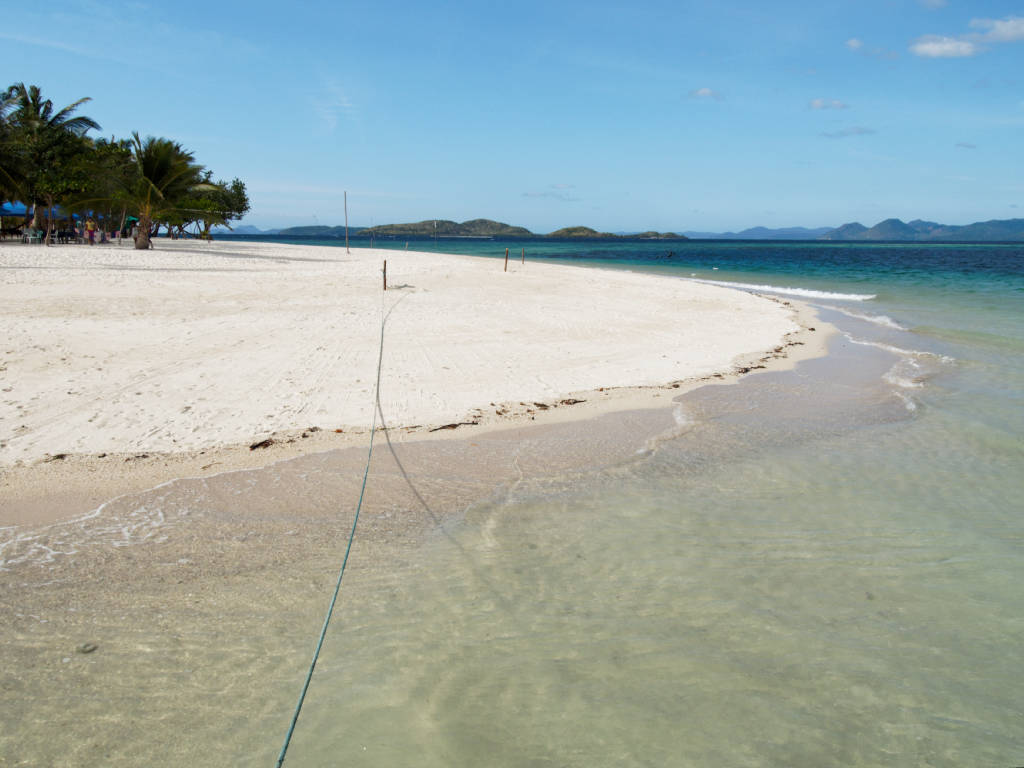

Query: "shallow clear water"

xmin=3 ymin=240 xmax=1023 ymax=766
xmin=277 ymin=240 xmax=1024 ymax=765
xmin=280 ymin=332 xmax=1023 ymax=766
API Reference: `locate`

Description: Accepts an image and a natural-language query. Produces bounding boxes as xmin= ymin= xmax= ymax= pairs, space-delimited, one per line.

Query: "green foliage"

xmin=0 ymin=90 xmax=24 ymax=201
xmin=120 ymin=132 xmax=208 ymax=248
xmin=546 ymin=226 xmax=615 ymax=238
xmin=180 ymin=174 xmax=251 ymax=239
xmin=2 ymin=81 xmax=252 ymax=246
xmin=2 ymin=82 xmax=101 ymax=238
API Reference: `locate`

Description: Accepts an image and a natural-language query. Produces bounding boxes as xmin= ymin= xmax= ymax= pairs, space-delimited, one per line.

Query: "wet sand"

xmin=0 ymin=399 xmax=690 ymax=765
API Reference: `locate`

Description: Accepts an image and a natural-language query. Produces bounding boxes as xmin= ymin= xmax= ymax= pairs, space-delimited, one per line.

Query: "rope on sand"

xmin=274 ymin=264 xmax=387 ymax=767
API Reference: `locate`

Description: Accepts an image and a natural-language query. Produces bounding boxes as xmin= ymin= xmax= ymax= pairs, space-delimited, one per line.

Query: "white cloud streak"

xmin=821 ymin=126 xmax=876 ymax=139
xmin=314 ymin=81 xmax=356 ymax=132
xmin=911 ymin=15 xmax=1024 ymax=58
xmin=910 ymin=35 xmax=979 ymax=57
xmin=689 ymin=87 xmax=723 ymax=101
xmin=810 ymin=98 xmax=848 ymax=110
xmin=969 ymin=16 xmax=1024 ymax=43
xmin=523 ymin=185 xmax=580 ymax=202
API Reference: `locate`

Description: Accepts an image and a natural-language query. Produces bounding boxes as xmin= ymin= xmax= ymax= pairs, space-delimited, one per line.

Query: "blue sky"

xmin=3 ymin=0 xmax=1023 ymax=232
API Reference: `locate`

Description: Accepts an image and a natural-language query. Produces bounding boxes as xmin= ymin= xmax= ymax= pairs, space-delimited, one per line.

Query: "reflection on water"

xmin=2 ymin=312 xmax=1023 ymax=767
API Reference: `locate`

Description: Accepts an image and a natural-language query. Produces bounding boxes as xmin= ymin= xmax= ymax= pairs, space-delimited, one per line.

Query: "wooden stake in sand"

xmin=344 ymin=191 xmax=350 ymax=254
xmin=504 ymin=247 xmax=509 ymax=272
xmin=522 ymin=247 xmax=525 ymax=264
xmin=383 ymin=260 xmax=387 ymax=291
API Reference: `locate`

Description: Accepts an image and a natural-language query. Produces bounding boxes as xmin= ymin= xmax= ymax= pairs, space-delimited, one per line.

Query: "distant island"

xmin=358 ymin=219 xmax=685 ymax=239
xmin=683 ymin=226 xmax=835 ymax=240
xmin=361 ymin=219 xmax=531 ymax=237
xmin=546 ymin=225 xmax=681 ymax=239
xmin=818 ymin=217 xmax=1024 ymax=242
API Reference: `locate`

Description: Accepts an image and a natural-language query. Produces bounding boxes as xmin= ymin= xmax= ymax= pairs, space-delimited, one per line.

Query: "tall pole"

xmin=344 ymin=191 xmax=349 ymax=254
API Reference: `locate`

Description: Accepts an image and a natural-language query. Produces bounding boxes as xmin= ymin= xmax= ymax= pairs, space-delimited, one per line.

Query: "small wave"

xmin=821 ymin=305 xmax=908 ymax=330
xmin=637 ymin=403 xmax=693 ymax=455
xmin=883 ymin=370 xmax=925 ymax=389
xmin=894 ymin=391 xmax=918 ymax=412
xmin=841 ymin=333 xmax=956 ymax=364
xmin=0 ymin=483 xmax=188 ymax=572
xmin=688 ymin=277 xmax=876 ymax=301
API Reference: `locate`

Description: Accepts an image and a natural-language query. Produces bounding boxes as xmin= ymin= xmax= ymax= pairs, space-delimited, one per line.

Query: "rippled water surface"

xmin=3 ymin=241 xmax=1022 ymax=766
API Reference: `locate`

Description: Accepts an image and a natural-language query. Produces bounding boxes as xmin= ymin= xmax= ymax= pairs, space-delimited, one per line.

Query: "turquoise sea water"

xmin=4 ymin=237 xmax=1023 ymax=765
xmin=268 ymin=237 xmax=1024 ymax=765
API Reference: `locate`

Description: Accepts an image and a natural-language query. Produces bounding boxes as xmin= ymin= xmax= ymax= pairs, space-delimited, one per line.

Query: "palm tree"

xmin=122 ymin=132 xmax=210 ymax=249
xmin=5 ymin=83 xmax=100 ymax=138
xmin=4 ymin=82 xmax=100 ymax=236
xmin=0 ymin=89 xmax=23 ymax=204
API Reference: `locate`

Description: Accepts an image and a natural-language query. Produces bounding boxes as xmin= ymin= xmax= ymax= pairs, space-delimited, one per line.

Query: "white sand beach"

xmin=1 ymin=239 xmax=825 ymax=522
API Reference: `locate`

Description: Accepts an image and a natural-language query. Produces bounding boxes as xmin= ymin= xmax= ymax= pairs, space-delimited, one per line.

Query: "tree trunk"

xmin=43 ymin=196 xmax=54 ymax=245
xmin=134 ymin=216 xmax=151 ymax=250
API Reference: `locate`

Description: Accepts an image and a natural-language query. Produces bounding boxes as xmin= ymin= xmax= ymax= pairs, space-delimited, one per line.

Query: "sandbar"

xmin=0 ymin=239 xmax=828 ymax=524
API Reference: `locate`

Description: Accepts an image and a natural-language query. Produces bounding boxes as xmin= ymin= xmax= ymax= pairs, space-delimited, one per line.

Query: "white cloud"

xmin=821 ymin=126 xmax=876 ymax=139
xmin=810 ymin=98 xmax=848 ymax=110
xmin=846 ymin=38 xmax=900 ymax=59
xmin=969 ymin=16 xmax=1024 ymax=43
xmin=0 ymin=31 xmax=133 ymax=66
xmin=910 ymin=35 xmax=979 ymax=57
xmin=523 ymin=185 xmax=580 ymax=202
xmin=314 ymin=81 xmax=356 ymax=132
xmin=911 ymin=16 xmax=1024 ymax=58
xmin=689 ymin=87 xmax=723 ymax=100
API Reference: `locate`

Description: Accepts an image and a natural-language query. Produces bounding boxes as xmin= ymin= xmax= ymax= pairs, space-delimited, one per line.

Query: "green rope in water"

xmin=275 ymin=269 xmax=387 ymax=767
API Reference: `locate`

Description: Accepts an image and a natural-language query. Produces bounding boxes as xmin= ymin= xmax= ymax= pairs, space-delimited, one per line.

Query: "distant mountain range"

xmin=217 ymin=216 xmax=1024 ymax=242
xmin=818 ymin=217 xmax=1024 ymax=241
xmin=683 ymin=226 xmax=834 ymax=240
xmin=688 ymin=218 xmax=1024 ymax=241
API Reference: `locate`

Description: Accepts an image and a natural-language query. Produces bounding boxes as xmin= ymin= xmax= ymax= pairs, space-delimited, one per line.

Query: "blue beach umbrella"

xmin=0 ymin=201 xmax=30 ymax=217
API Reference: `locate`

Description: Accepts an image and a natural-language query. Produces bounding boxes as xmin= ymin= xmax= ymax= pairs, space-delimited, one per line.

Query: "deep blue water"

xmin=225 ymin=234 xmax=1024 ymax=336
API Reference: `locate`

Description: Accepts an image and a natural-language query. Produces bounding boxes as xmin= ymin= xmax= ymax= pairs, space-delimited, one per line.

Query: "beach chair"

xmin=22 ymin=229 xmax=43 ymax=244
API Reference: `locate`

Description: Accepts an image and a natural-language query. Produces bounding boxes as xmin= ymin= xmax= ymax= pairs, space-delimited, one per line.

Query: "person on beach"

xmin=85 ymin=217 xmax=97 ymax=245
